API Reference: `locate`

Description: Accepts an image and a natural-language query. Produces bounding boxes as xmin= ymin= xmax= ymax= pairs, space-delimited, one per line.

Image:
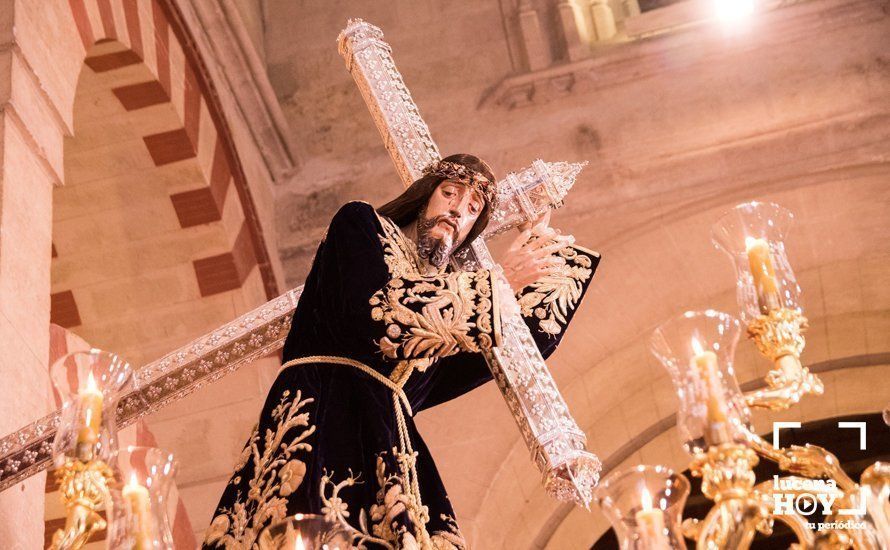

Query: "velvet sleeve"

xmin=515 ymin=240 xmax=601 ymax=360
xmin=318 ymin=201 xmax=392 ymax=352
xmin=414 ymin=351 xmax=492 ymax=413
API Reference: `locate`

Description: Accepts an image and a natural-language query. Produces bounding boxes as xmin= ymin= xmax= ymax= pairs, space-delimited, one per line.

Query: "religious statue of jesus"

xmin=202 ymin=154 xmax=601 ymax=549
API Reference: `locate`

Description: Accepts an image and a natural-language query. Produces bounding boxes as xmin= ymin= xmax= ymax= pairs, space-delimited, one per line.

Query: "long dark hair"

xmin=377 ymin=153 xmax=496 ymax=253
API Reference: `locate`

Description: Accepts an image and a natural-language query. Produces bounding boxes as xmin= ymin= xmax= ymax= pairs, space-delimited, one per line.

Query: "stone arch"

xmin=51 ymin=35 xmax=267 ymax=366
xmin=59 ymin=0 xmax=278 ymax=299
xmin=2 ymin=1 xmax=287 ymax=544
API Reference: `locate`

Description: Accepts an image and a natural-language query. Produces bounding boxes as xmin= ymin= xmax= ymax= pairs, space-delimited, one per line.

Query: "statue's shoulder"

xmin=323 ymin=200 xmax=384 ymax=243
xmin=330 ymin=200 xmax=378 ymax=224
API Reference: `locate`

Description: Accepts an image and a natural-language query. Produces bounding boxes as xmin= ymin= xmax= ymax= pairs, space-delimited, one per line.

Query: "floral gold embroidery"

xmin=516 ymin=242 xmax=596 ymax=336
xmin=203 ymin=390 xmax=316 ymax=549
xmin=431 ymin=515 xmax=468 ymax=550
xmin=373 ymin=210 xmax=445 ymax=280
xmin=370 ymin=209 xmax=498 ymax=364
xmin=320 ymin=453 xmax=468 ymax=550
xmin=279 ymin=459 xmax=307 ymax=497
xmin=370 ymin=270 xmax=496 ymax=361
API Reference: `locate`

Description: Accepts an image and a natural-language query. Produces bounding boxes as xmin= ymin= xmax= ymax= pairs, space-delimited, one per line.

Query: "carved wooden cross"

xmin=0 ymin=21 xmax=600 ymax=508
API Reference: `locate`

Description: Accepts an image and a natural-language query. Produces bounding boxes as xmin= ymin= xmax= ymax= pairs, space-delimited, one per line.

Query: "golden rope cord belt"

xmin=278 ymin=355 xmax=432 ymax=547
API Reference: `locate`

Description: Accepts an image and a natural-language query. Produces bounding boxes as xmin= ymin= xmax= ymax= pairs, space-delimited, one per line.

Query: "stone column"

xmin=0 ymin=2 xmax=69 ymax=548
xmin=518 ymin=0 xmax=552 ymax=71
xmin=588 ymin=0 xmax=618 ymax=41
xmin=556 ymin=0 xmax=588 ymax=61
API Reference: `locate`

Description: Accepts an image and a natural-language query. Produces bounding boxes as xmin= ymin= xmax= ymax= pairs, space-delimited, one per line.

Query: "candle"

xmin=745 ymin=237 xmax=781 ymax=314
xmin=294 ymin=532 xmax=306 ymax=550
xmin=691 ymin=338 xmax=732 ymax=444
xmin=635 ymin=487 xmax=669 ymax=549
xmin=123 ymin=472 xmax=154 ymax=549
xmin=76 ymin=372 xmax=103 ymax=447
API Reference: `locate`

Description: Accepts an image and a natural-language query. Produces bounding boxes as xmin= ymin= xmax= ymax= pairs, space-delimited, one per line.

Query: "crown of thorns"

xmin=422 ymin=160 xmax=498 ymax=209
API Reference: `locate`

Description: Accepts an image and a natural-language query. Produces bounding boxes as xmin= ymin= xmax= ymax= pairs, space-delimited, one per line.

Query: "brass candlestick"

xmin=745 ymin=307 xmax=823 ymax=410
xmin=49 ymin=457 xmax=115 ymax=550
xmin=711 ymin=202 xmax=824 ymax=411
xmin=48 ymin=349 xmax=133 ymax=550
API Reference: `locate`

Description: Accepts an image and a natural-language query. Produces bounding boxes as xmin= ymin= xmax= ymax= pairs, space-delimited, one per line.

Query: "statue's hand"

xmin=498 ymin=211 xmax=574 ymax=293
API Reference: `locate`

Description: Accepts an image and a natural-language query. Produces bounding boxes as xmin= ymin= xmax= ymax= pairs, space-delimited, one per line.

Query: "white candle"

xmin=76 ymin=372 xmax=103 ymax=447
xmin=691 ymin=338 xmax=732 ymax=444
xmin=635 ymin=487 xmax=669 ymax=549
xmin=745 ymin=237 xmax=781 ymax=314
xmin=123 ymin=472 xmax=154 ymax=550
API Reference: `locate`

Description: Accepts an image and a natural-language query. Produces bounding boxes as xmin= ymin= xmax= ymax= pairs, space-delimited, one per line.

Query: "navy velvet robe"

xmin=202 ymin=201 xmax=600 ymax=549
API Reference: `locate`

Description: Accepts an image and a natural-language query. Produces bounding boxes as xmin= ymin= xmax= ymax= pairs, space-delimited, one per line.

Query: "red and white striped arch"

xmin=65 ymin=0 xmax=278 ymax=301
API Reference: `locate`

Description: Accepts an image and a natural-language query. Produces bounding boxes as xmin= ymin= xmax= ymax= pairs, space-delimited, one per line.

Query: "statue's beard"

xmin=416 ymin=212 xmax=458 ymax=268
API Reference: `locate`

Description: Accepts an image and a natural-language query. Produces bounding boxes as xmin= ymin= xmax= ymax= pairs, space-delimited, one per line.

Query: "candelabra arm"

xmin=752 ymin=477 xmax=823 ymax=549
xmin=861 ymin=463 xmax=890 ymax=546
xmin=49 ymin=458 xmax=114 ymax=550
xmin=694 ymin=497 xmax=766 ymax=550
xmin=773 ymin=510 xmax=817 ymax=549
xmin=778 ymin=444 xmax=858 ymax=493
xmin=742 ymin=428 xmax=787 ymax=464
xmin=682 ymin=517 xmax=703 ymax=540
xmin=747 ymin=425 xmax=858 ymax=492
xmin=744 ymin=309 xmax=823 ymax=411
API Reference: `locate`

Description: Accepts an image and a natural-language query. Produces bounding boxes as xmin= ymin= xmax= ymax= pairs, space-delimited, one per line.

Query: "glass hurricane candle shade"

xmin=257 ymin=514 xmax=351 ymax=549
xmin=50 ymin=349 xmax=133 ymax=464
xmin=710 ymin=201 xmax=803 ymax=322
xmin=107 ymin=446 xmax=177 ymax=550
xmin=594 ymin=465 xmax=690 ymax=550
xmin=650 ymin=310 xmax=752 ymax=454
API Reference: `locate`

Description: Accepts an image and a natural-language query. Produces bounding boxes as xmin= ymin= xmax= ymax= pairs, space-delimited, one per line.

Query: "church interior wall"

xmin=0 ymin=0 xmax=286 ymax=545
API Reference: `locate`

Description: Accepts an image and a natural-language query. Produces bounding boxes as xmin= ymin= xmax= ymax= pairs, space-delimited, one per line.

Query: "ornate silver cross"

xmin=338 ymin=19 xmax=600 ymax=507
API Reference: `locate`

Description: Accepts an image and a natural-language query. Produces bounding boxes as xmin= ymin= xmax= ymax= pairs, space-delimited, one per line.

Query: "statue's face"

xmin=415 ymin=179 xmax=484 ymax=268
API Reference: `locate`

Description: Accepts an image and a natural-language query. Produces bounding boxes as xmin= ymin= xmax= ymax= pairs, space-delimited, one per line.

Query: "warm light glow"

xmin=84 ymin=371 xmax=101 ymax=394
xmin=690 ymin=337 xmax=704 ymax=356
xmin=714 ymin=0 xmax=754 ymax=23
xmin=295 ymin=531 xmax=306 ymax=550
xmin=641 ymin=486 xmax=654 ymax=511
xmin=128 ymin=471 xmax=140 ymax=488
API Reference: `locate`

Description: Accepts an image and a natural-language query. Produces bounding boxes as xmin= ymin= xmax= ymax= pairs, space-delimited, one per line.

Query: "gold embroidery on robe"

xmin=369 ymin=210 xmax=498 ymax=363
xmin=320 ymin=454 xmax=468 ymax=550
xmin=373 ymin=209 xmax=446 ymax=280
xmin=370 ymin=270 xmax=496 ymax=360
xmin=516 ymin=240 xmax=598 ymax=336
xmin=203 ymin=390 xmax=316 ymax=549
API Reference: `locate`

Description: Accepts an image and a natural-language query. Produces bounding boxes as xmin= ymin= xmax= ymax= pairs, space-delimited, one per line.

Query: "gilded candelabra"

xmin=50 ymin=456 xmax=116 ymax=549
xmin=595 ymin=202 xmax=889 ymax=550
xmin=47 ymin=349 xmax=178 ymax=550
xmin=48 ymin=349 xmax=131 ymax=550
